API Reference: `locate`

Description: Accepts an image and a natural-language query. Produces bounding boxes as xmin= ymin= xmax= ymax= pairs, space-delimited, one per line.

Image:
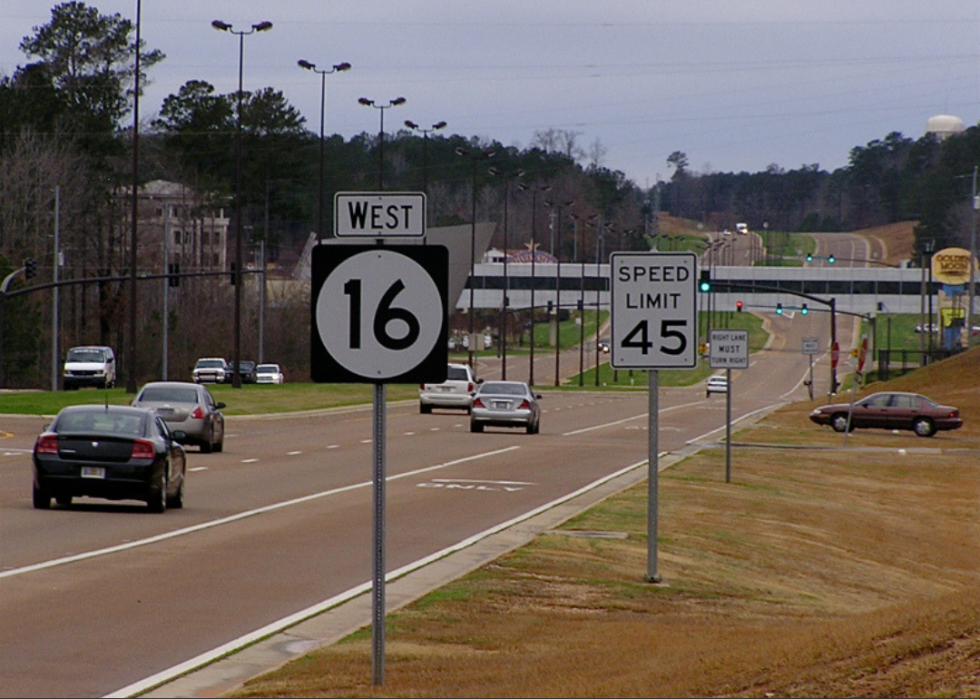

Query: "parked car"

xmin=470 ymin=380 xmax=542 ymax=434
xmin=31 ymin=404 xmax=186 ymax=512
xmin=808 ymin=391 xmax=962 ymax=437
xmin=192 ymin=357 xmax=229 ymax=384
xmin=229 ymin=360 xmax=257 ymax=384
xmin=706 ymin=375 xmax=729 ymax=397
xmin=598 ymin=338 xmax=611 ymax=354
xmin=419 ymin=363 xmax=480 ymax=414
xmin=255 ymin=363 xmax=284 ymax=384
xmin=62 ymin=345 xmax=116 ymax=390
xmin=132 ymin=381 xmax=226 ymax=452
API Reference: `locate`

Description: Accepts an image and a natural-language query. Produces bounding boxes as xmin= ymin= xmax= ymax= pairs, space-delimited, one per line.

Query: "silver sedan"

xmin=132 ymin=381 xmax=226 ymax=453
xmin=470 ymin=381 xmax=542 ymax=434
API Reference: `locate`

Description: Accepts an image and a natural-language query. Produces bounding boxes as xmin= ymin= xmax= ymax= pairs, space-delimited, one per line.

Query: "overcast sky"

xmin=3 ymin=1 xmax=979 ymax=186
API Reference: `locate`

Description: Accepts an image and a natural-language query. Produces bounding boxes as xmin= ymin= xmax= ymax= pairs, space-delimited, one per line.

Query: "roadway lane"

xmin=0 ymin=317 xmax=838 ymax=698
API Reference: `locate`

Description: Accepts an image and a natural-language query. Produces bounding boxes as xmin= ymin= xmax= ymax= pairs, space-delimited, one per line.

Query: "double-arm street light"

xmin=544 ymin=198 xmax=575 ymax=386
xmin=212 ymin=18 xmax=273 ymax=389
xmin=570 ymin=212 xmax=598 ymax=385
xmin=488 ymin=167 xmax=524 ymax=379
xmin=359 ymin=97 xmax=406 ymax=190
xmin=404 ymin=119 xmax=447 ymax=197
xmin=455 ymin=146 xmax=497 ymax=371
xmin=298 ymin=59 xmax=351 ymax=237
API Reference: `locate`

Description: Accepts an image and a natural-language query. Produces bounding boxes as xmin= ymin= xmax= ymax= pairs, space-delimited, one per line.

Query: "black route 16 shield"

xmin=311 ymin=244 xmax=448 ymax=384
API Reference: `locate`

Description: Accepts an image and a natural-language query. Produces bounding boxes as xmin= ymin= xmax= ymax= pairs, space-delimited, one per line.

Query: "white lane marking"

xmin=106 ymin=454 xmax=648 ymax=699
xmin=360 ymin=439 xmax=371 ymax=444
xmin=327 ymin=444 xmax=339 ymax=449
xmin=404 ymin=432 xmax=416 ymax=436
xmin=188 ymin=467 xmax=208 ymax=472
xmin=430 ymin=478 xmax=535 ymax=485
xmin=241 ymin=459 xmax=259 ymax=463
xmin=287 ymin=451 xmax=302 ymax=456
xmin=0 ymin=445 xmax=521 ymax=582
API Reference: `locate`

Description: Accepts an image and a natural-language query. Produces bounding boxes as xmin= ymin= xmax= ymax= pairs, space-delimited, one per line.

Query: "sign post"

xmin=802 ymin=336 xmax=819 ymax=400
xmin=709 ymin=329 xmax=748 ymax=483
xmin=610 ymin=252 xmax=697 ymax=583
xmin=311 ymin=232 xmax=447 ymax=686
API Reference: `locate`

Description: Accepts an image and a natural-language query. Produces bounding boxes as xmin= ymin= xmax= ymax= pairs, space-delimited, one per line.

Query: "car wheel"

xmin=470 ymin=421 xmax=483 ymax=433
xmin=33 ymin=484 xmax=51 ymax=509
xmin=167 ymin=476 xmax=184 ymax=509
xmin=147 ymin=471 xmax=167 ymax=513
xmin=526 ymin=422 xmax=535 ymax=434
xmin=200 ymin=428 xmax=214 ymax=454
xmin=830 ymin=413 xmax=851 ymax=433
xmin=420 ymin=403 xmax=432 ymax=414
xmin=913 ymin=417 xmax=936 ymax=437
xmin=55 ymin=494 xmax=72 ymax=507
xmin=213 ymin=438 xmax=223 ymax=453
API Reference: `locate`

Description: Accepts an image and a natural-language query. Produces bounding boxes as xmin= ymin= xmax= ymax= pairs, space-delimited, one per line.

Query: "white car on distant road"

xmin=706 ymin=375 xmax=729 ymax=397
xmin=255 ymin=363 xmax=284 ymax=384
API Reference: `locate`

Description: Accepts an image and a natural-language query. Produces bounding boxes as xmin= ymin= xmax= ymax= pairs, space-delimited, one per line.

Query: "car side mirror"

xmin=535 ymin=394 xmax=543 ymax=400
xmin=215 ymin=402 xmax=226 ymax=410
xmin=476 ymin=378 xmax=484 ymax=384
xmin=171 ymin=430 xmax=187 ymax=442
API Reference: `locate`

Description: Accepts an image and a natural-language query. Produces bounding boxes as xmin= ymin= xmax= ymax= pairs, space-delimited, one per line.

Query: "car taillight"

xmin=191 ymin=406 xmax=205 ymax=419
xmin=518 ymin=399 xmax=531 ymax=410
xmin=419 ymin=383 xmax=425 ymax=390
xmin=35 ymin=434 xmax=59 ymax=455
xmin=472 ymin=397 xmax=485 ymax=409
xmin=467 ymin=382 xmax=474 ymax=392
xmin=130 ymin=439 xmax=155 ymax=459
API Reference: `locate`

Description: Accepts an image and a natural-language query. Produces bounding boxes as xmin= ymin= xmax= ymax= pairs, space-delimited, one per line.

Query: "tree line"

xmin=1 ymin=2 xmax=977 ymax=388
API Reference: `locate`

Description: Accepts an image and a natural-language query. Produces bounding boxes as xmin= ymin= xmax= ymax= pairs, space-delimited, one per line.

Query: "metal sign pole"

xmin=646 ymin=369 xmax=661 ymax=583
xmin=372 ymin=382 xmax=386 ymax=685
xmin=725 ymin=366 xmax=732 ymax=483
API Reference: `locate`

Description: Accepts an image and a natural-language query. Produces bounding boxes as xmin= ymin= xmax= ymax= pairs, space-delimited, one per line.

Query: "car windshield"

xmin=256 ymin=365 xmax=278 ymax=373
xmin=480 ymin=382 xmax=527 ymax=396
xmin=67 ymin=349 xmax=105 ymax=362
xmin=138 ymin=387 xmax=200 ymax=403
xmin=197 ymin=359 xmax=223 ymax=368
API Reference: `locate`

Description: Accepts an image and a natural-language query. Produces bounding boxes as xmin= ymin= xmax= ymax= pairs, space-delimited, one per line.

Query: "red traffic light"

xmin=736 ymin=300 xmax=743 ymax=312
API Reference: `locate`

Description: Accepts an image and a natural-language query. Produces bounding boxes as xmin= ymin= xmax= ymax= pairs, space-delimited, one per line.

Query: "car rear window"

xmin=139 ymin=387 xmax=199 ymax=403
xmin=480 ymin=382 xmax=525 ymax=396
xmin=446 ymin=367 xmax=470 ymax=381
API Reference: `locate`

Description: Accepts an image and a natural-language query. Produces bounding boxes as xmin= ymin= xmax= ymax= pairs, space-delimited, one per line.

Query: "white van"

xmin=63 ymin=345 xmax=116 ymax=390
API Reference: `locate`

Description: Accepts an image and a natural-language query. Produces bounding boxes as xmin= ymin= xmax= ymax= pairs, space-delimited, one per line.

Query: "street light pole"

xmin=359 ymin=97 xmax=406 ymax=190
xmin=298 ymin=59 xmax=351 ymax=238
xmin=489 ymin=167 xmax=524 ymax=380
xmin=455 ymin=146 xmax=496 ymax=371
xmin=544 ymin=198 xmax=574 ymax=386
xmin=212 ymin=18 xmax=273 ymax=389
xmin=518 ymin=182 xmax=551 ymax=386
xmin=404 ymin=119 xmax=447 ymax=197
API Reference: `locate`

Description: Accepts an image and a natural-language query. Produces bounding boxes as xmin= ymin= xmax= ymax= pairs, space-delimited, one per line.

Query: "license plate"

xmin=492 ymin=400 xmax=509 ymax=409
xmin=81 ymin=466 xmax=106 ymax=479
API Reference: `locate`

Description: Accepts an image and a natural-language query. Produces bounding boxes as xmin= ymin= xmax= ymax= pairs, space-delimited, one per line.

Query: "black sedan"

xmin=32 ymin=405 xmax=187 ymax=512
xmin=809 ymin=391 xmax=963 ymax=437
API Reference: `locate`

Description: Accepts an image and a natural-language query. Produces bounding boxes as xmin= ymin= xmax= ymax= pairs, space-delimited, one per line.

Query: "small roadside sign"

xmin=334 ymin=192 xmax=426 ymax=238
xmin=802 ymin=336 xmax=819 ymax=355
xmin=708 ymin=329 xmax=749 ymax=369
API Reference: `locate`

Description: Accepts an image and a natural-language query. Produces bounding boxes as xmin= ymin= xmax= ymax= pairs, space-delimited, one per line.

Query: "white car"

xmin=419 ymin=363 xmax=480 ymax=414
xmin=706 ymin=375 xmax=729 ymax=397
xmin=192 ymin=357 xmax=229 ymax=384
xmin=255 ymin=363 xmax=284 ymax=384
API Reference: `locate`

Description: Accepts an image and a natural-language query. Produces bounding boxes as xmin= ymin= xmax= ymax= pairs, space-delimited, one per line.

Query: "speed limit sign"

xmin=311 ymin=244 xmax=448 ymax=383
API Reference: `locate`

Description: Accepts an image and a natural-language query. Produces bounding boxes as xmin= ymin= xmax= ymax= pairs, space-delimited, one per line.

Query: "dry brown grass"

xmin=229 ymin=347 xmax=980 ymax=699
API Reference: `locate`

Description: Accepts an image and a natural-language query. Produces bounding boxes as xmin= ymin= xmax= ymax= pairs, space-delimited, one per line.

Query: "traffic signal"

xmin=23 ymin=258 xmax=37 ymax=279
xmin=827 ymin=254 xmax=835 ymax=264
xmin=168 ymin=262 xmax=180 ymax=287
xmin=699 ymin=269 xmax=711 ymax=292
xmin=775 ymin=302 xmax=783 ymax=315
xmin=736 ymin=300 xmax=743 ymax=312
xmin=805 ymin=254 xmax=813 ymax=263
xmin=801 ymin=303 xmax=808 ymax=315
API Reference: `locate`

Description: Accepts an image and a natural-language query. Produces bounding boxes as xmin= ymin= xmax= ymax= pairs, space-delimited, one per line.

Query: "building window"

xmin=174 ymin=231 xmax=181 ymax=246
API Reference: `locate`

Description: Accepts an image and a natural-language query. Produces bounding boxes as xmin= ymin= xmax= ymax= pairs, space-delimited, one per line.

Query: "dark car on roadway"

xmin=470 ymin=380 xmax=542 ymax=434
xmin=808 ymin=391 xmax=962 ymax=437
xmin=229 ymin=360 xmax=257 ymax=384
xmin=132 ymin=381 xmax=226 ymax=453
xmin=32 ymin=404 xmax=187 ymax=512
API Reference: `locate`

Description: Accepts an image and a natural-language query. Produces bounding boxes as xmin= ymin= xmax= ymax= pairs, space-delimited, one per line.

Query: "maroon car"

xmin=809 ymin=391 xmax=963 ymax=437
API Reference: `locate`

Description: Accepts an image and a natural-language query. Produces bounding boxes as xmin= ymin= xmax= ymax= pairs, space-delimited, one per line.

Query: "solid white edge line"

xmin=105 ymin=454 xmax=652 ymax=699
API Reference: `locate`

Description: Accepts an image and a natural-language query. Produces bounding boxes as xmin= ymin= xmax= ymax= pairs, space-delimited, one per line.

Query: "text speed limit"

xmin=311 ymin=245 xmax=448 ymax=383
xmin=610 ymin=252 xmax=698 ymax=369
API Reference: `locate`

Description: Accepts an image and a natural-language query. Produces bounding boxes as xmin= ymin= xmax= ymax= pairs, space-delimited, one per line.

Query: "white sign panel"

xmin=802 ymin=336 xmax=820 ymax=355
xmin=610 ymin=252 xmax=698 ymax=369
xmin=334 ymin=192 xmax=426 ymax=237
xmin=709 ymin=329 xmax=749 ymax=369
